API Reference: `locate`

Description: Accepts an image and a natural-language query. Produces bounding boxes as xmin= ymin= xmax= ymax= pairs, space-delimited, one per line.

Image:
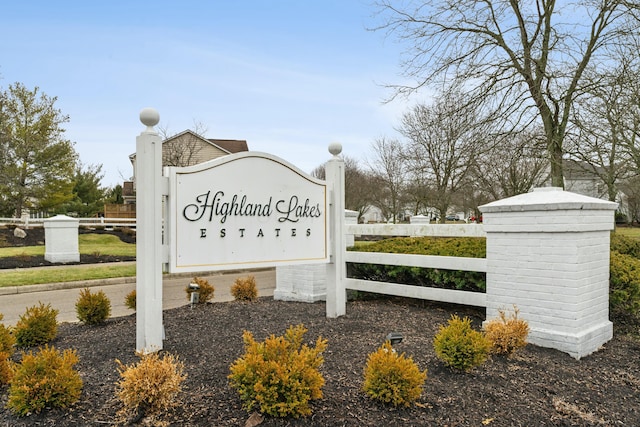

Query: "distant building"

xmin=106 ymin=130 xmax=248 ymax=217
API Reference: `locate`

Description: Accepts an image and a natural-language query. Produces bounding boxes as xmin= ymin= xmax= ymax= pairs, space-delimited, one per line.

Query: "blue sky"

xmin=0 ymin=1 xmax=419 ymax=187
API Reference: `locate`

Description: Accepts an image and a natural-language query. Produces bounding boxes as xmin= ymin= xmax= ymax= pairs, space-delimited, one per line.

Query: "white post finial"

xmin=328 ymin=142 xmax=342 ymax=157
xmin=140 ymin=107 xmax=160 ymax=133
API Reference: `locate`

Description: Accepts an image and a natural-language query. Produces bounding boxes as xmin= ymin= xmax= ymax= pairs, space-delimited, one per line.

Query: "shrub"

xmin=0 ymin=313 xmax=15 ymax=354
xmin=125 ymin=290 xmax=137 ymax=310
xmin=484 ymin=307 xmax=529 ymax=355
xmin=609 ymin=251 xmax=640 ymax=319
xmin=228 ymin=324 xmax=327 ymax=418
xmin=0 ymin=313 xmax=15 ymax=384
xmin=433 ymin=315 xmax=491 ymax=371
xmin=116 ymin=351 xmax=186 ymax=419
xmin=6 ymin=345 xmax=83 ymax=416
xmin=14 ymin=302 xmax=58 ymax=348
xmin=348 ymin=237 xmax=486 ymax=292
xmin=185 ymin=277 xmax=214 ymax=303
xmin=611 ymin=233 xmax=640 ymax=259
xmin=231 ymin=275 xmax=258 ymax=301
xmin=363 ymin=341 xmax=427 ymax=407
xmin=75 ymin=288 xmax=112 ymax=325
xmin=0 ymin=351 xmax=13 ymax=384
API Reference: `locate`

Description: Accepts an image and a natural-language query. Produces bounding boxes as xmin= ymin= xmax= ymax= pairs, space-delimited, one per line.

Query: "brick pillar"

xmin=479 ymin=187 xmax=617 ymax=359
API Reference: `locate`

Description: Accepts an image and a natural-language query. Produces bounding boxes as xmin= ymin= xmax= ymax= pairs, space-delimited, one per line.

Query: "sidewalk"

xmin=0 ymin=264 xmax=276 ymax=327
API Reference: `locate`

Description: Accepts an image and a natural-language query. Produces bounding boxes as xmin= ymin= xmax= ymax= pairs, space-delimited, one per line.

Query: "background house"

xmin=106 ymin=130 xmax=248 ymax=217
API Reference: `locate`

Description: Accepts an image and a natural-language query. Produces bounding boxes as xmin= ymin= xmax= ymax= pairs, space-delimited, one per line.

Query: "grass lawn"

xmin=0 ymin=234 xmax=136 ymax=287
xmin=0 ymin=263 xmax=136 ymax=287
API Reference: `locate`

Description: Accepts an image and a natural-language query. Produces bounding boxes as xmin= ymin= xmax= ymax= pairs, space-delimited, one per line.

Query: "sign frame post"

xmin=325 ymin=143 xmax=346 ymax=318
xmin=135 ymin=108 xmax=164 ymax=353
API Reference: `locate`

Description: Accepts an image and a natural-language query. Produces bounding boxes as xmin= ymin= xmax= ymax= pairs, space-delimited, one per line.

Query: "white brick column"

xmin=480 ymin=187 xmax=617 ymax=359
xmin=44 ymin=215 xmax=80 ymax=263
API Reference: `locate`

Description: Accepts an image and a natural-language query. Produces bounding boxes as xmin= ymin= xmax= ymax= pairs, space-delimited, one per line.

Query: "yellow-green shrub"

xmin=610 ymin=251 xmax=640 ymax=318
xmin=125 ymin=289 xmax=136 ymax=310
xmin=6 ymin=345 xmax=83 ymax=416
xmin=433 ymin=315 xmax=491 ymax=371
xmin=231 ymin=275 xmax=258 ymax=301
xmin=484 ymin=307 xmax=529 ymax=355
xmin=0 ymin=313 xmax=15 ymax=354
xmin=185 ymin=277 xmax=214 ymax=303
xmin=116 ymin=351 xmax=186 ymax=419
xmin=363 ymin=341 xmax=427 ymax=407
xmin=0 ymin=351 xmax=13 ymax=384
xmin=76 ymin=288 xmax=112 ymax=325
xmin=0 ymin=313 xmax=15 ymax=385
xmin=14 ymin=302 xmax=58 ymax=348
xmin=228 ymin=324 xmax=327 ymax=418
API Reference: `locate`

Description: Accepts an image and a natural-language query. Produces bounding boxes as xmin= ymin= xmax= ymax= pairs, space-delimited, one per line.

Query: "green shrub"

xmin=14 ymin=302 xmax=58 ymax=348
xmin=348 ymin=237 xmax=486 ymax=292
xmin=611 ymin=233 xmax=640 ymax=259
xmin=433 ymin=315 xmax=491 ymax=371
xmin=185 ymin=277 xmax=214 ymax=303
xmin=125 ymin=289 xmax=136 ymax=310
xmin=231 ymin=275 xmax=259 ymax=301
xmin=484 ymin=307 xmax=529 ymax=355
xmin=610 ymin=251 xmax=640 ymax=318
xmin=6 ymin=345 xmax=83 ymax=416
xmin=75 ymin=287 xmax=112 ymax=325
xmin=228 ymin=324 xmax=327 ymax=418
xmin=116 ymin=351 xmax=186 ymax=419
xmin=363 ymin=341 xmax=427 ymax=407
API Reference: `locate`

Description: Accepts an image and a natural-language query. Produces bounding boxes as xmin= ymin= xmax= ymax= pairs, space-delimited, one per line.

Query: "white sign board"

xmin=166 ymin=152 xmax=328 ymax=273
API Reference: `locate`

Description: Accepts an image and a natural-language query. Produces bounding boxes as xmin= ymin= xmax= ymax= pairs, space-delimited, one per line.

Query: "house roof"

xmin=129 ymin=130 xmax=248 ymax=159
xmin=208 ymin=139 xmax=248 ymax=153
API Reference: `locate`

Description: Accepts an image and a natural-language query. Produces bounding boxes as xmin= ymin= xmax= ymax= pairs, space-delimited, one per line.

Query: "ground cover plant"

xmin=0 ymin=298 xmax=638 ymax=426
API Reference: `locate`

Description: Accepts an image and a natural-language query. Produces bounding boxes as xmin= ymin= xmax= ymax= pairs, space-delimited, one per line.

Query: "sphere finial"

xmin=140 ymin=107 xmax=160 ymax=131
xmin=328 ymin=142 xmax=342 ymax=157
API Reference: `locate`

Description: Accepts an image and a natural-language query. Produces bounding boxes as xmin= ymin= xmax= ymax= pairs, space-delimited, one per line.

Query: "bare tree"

xmin=367 ymin=137 xmax=407 ymax=223
xmin=374 ymin=0 xmax=640 ymax=187
xmin=567 ymin=35 xmax=640 ymax=202
xmin=400 ymin=90 xmax=490 ymax=223
xmin=472 ymin=129 xmax=549 ymax=200
xmin=158 ymin=120 xmax=209 ymax=167
xmin=311 ymin=156 xmax=374 ymax=222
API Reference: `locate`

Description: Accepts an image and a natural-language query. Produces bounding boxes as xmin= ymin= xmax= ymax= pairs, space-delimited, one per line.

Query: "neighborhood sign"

xmin=166 ymin=152 xmax=328 ymax=273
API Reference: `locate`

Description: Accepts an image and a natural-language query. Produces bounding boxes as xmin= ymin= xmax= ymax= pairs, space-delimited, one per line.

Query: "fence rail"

xmin=0 ymin=217 xmax=137 ymax=228
xmin=345 ymin=223 xmax=487 ymax=307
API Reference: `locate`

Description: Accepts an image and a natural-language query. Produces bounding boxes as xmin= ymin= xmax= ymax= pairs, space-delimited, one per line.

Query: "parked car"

xmin=445 ymin=214 xmax=459 ymax=221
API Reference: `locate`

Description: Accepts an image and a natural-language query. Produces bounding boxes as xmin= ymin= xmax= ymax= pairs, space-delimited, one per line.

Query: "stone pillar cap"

xmin=479 ymin=187 xmax=618 ymax=213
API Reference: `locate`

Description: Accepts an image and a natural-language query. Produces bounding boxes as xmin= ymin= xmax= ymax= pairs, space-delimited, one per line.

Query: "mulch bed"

xmin=0 ymin=296 xmax=639 ymax=426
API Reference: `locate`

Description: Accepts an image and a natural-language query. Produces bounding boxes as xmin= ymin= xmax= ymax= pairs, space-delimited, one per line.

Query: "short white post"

xmin=325 ymin=143 xmax=346 ymax=317
xmin=44 ymin=215 xmax=80 ymax=263
xmin=135 ymin=108 xmax=164 ymax=353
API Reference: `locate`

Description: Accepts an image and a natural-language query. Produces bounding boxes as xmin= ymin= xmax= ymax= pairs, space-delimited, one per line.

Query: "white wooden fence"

xmin=344 ymin=223 xmax=487 ymax=307
xmin=0 ymin=217 xmax=137 ymax=228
